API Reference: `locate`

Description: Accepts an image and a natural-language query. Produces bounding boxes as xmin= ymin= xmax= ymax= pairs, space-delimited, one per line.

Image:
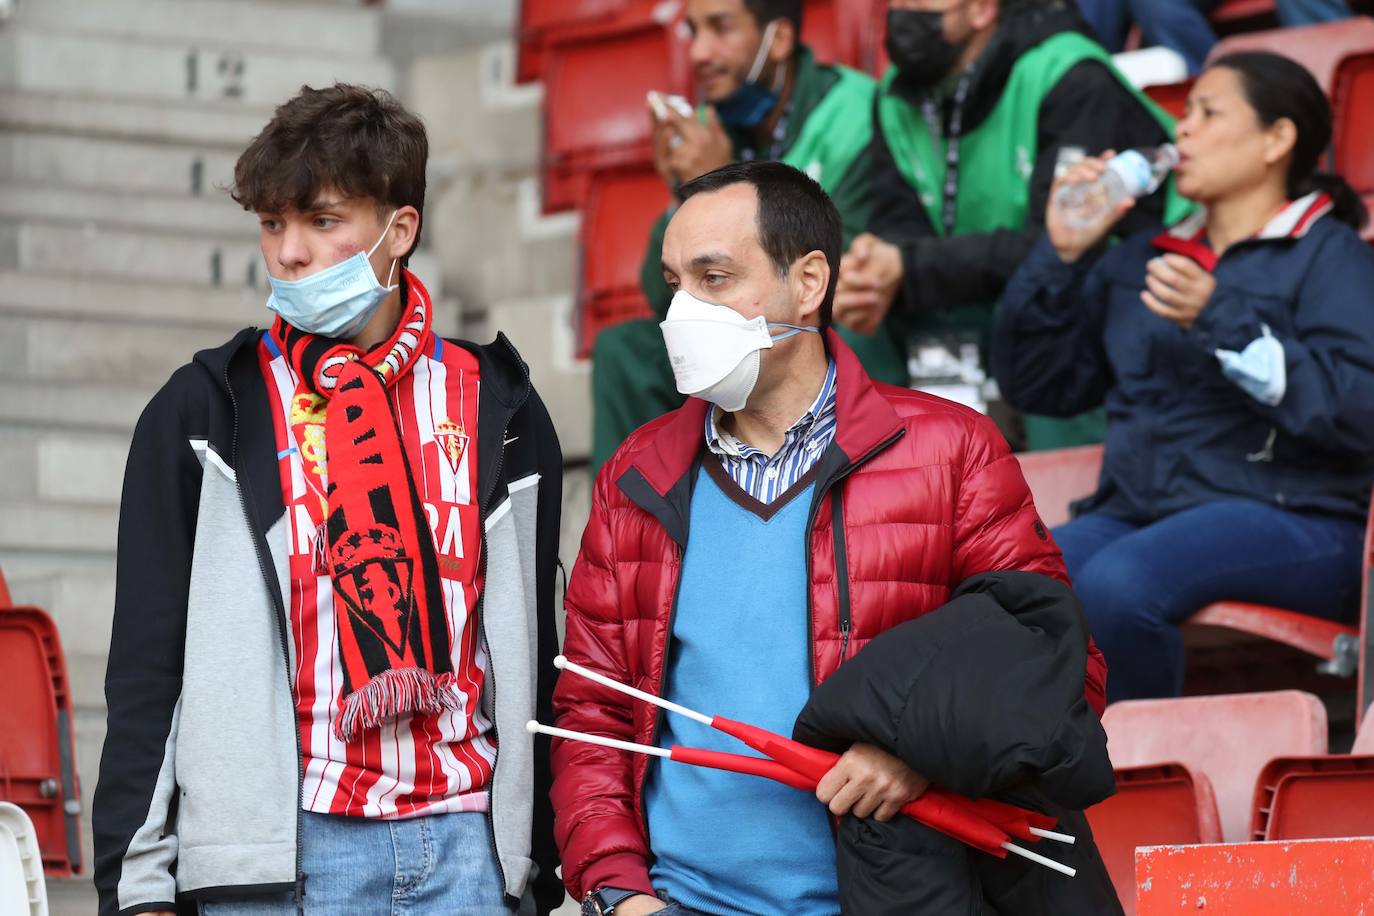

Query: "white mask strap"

xmin=747 ymin=20 xmax=779 ymax=84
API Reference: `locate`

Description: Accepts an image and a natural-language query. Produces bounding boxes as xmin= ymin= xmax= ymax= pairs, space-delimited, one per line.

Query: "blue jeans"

xmin=199 ymin=810 xmax=507 ymax=915
xmin=1054 ymin=499 xmax=1363 ymax=703
xmin=1076 ymin=0 xmax=1351 ymax=73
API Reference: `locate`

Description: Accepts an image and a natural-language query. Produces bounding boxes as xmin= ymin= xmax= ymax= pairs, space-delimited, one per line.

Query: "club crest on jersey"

xmin=434 ymin=418 xmax=469 ymax=475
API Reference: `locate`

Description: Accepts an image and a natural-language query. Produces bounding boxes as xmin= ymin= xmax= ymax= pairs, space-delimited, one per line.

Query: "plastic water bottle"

xmin=1054 ymin=144 xmax=1180 ymax=229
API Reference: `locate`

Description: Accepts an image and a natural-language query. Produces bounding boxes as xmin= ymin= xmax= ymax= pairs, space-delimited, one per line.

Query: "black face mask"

xmin=885 ymin=8 xmax=967 ymax=90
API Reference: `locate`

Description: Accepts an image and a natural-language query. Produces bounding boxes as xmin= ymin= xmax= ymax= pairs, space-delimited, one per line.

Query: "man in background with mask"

xmin=588 ymin=0 xmax=909 ymax=476
xmin=552 ymin=161 xmax=1107 ymax=916
xmin=834 ymin=0 xmax=1190 ymax=450
xmin=93 ymin=84 xmax=565 ymax=916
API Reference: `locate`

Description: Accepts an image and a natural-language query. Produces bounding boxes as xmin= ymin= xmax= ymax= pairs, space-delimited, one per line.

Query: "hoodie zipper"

xmin=223 ymin=357 xmax=307 ymax=911
xmin=475 ymin=334 xmax=531 ymax=901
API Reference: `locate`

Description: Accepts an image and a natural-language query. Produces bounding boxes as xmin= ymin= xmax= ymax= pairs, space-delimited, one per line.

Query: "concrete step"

xmin=0 ymin=132 xmax=239 ymax=197
xmin=1 ymin=220 xmax=264 ymax=289
xmin=0 ymin=500 xmax=118 ymax=554
xmin=428 ymin=173 xmax=577 ymax=306
xmin=7 ymin=571 xmax=117 ymax=660
xmin=0 ymin=428 xmax=131 ymax=508
xmin=16 ymin=0 xmax=382 ymax=57
xmin=409 ymin=41 xmax=542 ymax=179
xmin=0 ymin=89 xmax=268 ymax=148
xmin=0 ymin=29 xmax=395 ymax=111
xmin=0 ymin=268 xmax=263 ymax=326
xmin=0 ymin=379 xmax=155 ymax=433
xmin=0 ymin=183 xmax=251 ymax=237
xmin=481 ymin=294 xmax=592 ymax=461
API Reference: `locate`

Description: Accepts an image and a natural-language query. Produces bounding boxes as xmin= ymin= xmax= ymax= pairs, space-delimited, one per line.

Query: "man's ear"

xmin=795 ymin=250 xmax=830 ymax=324
xmin=769 ymin=18 xmax=797 ymax=65
xmin=388 ymin=205 xmax=421 ymax=261
xmin=969 ymin=0 xmax=1000 ymax=32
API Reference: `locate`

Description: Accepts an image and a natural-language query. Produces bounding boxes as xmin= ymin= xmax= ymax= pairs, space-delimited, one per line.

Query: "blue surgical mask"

xmin=1216 ymin=323 xmax=1286 ymax=406
xmin=266 ymin=211 xmax=399 ymax=339
xmin=715 ymin=20 xmax=785 ymax=129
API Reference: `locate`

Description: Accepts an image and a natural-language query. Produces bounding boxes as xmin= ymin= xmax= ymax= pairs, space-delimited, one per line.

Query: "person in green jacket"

xmin=833 ymin=0 xmax=1192 ymax=450
xmin=589 ymin=0 xmax=908 ymax=473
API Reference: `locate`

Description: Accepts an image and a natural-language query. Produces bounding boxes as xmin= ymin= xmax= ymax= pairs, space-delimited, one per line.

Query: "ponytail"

xmin=1292 ymin=172 xmax=1369 ymax=231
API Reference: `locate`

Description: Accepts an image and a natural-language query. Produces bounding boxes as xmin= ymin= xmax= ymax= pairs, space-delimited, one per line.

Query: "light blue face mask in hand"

xmin=265 ymin=210 xmax=399 ymax=339
xmin=1216 ymin=323 xmax=1287 ymax=406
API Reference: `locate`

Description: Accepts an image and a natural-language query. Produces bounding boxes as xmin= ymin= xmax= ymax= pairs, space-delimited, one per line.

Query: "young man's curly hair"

xmin=231 ymin=83 xmax=428 ymax=263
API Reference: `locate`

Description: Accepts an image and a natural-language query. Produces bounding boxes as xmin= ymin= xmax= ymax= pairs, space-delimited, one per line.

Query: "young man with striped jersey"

xmin=93 ymin=84 xmax=564 ymax=916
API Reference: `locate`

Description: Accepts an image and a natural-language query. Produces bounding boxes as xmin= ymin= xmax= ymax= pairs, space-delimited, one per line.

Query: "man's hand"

xmin=615 ymin=894 xmax=668 ymax=915
xmin=815 ymin=741 xmax=929 ymax=821
xmin=1142 ymin=253 xmax=1215 ymax=330
xmin=833 ymin=233 xmax=903 ymax=335
xmin=654 ymin=105 xmax=733 ymax=188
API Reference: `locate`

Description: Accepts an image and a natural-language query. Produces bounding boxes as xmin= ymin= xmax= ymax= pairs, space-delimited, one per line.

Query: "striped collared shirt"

xmin=705 ymin=359 xmax=838 ymax=504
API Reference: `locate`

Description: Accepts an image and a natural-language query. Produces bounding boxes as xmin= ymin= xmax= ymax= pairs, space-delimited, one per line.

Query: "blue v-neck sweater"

xmin=644 ymin=465 xmax=838 ymax=915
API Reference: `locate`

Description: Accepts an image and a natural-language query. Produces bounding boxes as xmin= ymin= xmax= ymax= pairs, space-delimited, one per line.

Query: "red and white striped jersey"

xmin=258 ymin=330 xmax=496 ymax=819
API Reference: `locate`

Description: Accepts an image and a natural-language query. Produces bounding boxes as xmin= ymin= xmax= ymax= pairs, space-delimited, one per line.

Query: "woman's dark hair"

xmin=1209 ymin=51 xmax=1367 ymax=230
xmin=678 ymin=160 xmax=842 ymax=328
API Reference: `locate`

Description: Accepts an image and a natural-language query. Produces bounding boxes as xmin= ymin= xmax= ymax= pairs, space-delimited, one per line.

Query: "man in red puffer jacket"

xmin=553 ymin=161 xmax=1107 ymax=916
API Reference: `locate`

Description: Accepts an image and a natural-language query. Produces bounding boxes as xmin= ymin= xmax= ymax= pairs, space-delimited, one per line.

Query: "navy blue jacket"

xmin=993 ymin=195 xmax=1374 ymax=523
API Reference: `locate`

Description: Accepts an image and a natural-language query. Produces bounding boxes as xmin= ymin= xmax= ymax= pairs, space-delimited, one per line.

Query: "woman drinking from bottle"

xmin=992 ymin=51 xmax=1374 ymax=703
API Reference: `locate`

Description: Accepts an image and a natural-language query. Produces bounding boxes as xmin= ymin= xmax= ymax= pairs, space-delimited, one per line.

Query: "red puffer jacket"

xmin=552 ymin=332 xmax=1108 ymax=899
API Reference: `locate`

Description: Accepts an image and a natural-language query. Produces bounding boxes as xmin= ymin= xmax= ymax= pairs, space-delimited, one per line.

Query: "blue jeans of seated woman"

xmin=198 ymin=810 xmax=507 ymax=916
xmin=1054 ymin=499 xmax=1363 ymax=703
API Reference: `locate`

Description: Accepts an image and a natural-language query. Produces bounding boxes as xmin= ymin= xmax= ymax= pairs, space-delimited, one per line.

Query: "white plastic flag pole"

xmin=555 ymin=655 xmax=713 ymax=725
xmin=1029 ymin=827 xmax=1076 ymax=845
xmin=1001 ymin=842 xmax=1076 ymax=877
xmin=526 ymin=720 xmax=669 ymax=758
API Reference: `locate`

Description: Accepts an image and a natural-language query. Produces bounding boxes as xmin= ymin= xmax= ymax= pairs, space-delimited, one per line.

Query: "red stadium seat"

xmin=1249 ymin=754 xmax=1374 ymax=840
xmin=515 ymin=0 xmax=627 ymax=84
xmin=541 ymin=12 xmax=690 ymax=212
xmin=1209 ymin=0 xmax=1278 ymax=30
xmin=1085 ymin=763 xmax=1223 ymax=916
xmin=1143 ymin=79 xmax=1194 ymax=119
xmin=1014 ymin=448 xmax=1365 ymax=673
xmin=576 ymin=166 xmax=672 ymax=356
xmin=801 ymin=0 xmax=874 ymax=69
xmin=1101 ymin=690 xmax=1327 ymax=842
xmin=1332 ymin=51 xmax=1374 ymax=242
xmin=0 ymin=597 xmax=82 ymax=877
xmin=1208 ymin=16 xmax=1374 ymax=94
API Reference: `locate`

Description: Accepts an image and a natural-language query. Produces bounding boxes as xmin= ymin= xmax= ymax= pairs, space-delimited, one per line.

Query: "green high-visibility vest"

xmin=877 ymin=30 xmax=1194 ymax=448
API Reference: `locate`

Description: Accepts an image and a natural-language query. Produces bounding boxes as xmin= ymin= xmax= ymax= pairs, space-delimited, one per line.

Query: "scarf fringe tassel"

xmin=335 ymin=668 xmax=463 ymax=741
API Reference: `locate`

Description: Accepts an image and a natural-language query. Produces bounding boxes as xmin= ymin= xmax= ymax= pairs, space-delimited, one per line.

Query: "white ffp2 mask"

xmin=659 ymin=289 xmax=819 ymax=412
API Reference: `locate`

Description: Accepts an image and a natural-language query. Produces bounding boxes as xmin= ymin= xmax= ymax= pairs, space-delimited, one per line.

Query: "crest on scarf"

xmin=434 ymin=418 xmax=470 ymax=475
xmin=331 ymin=527 xmax=417 ymax=660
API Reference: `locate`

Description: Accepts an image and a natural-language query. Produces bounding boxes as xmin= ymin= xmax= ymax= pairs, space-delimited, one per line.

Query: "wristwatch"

xmin=582 ymin=887 xmax=641 ymax=915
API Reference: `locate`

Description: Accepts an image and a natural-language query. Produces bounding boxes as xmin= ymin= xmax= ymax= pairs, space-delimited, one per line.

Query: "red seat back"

xmin=0 ymin=606 xmax=82 ymax=876
xmin=1208 ymin=17 xmax=1374 ymax=94
xmin=542 ymin=15 xmax=690 ymax=212
xmin=577 ymin=166 xmax=671 ymax=355
xmin=1085 ymin=763 xmax=1223 ymax=916
xmin=1332 ymin=52 xmax=1374 ymax=241
xmin=1251 ymin=755 xmax=1374 ymax=840
xmin=1102 ymin=690 xmax=1327 ymax=843
xmin=1011 ymin=444 xmax=1104 ymax=528
xmin=515 ymin=0 xmax=627 ymax=83
xmin=1143 ymin=79 xmax=1194 ymax=120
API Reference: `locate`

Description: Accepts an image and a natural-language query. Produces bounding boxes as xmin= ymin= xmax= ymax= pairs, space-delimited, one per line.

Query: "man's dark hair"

xmin=679 ymin=160 xmax=842 ymax=327
xmin=230 ymin=83 xmax=429 ymax=262
xmin=743 ymin=0 xmax=803 ymax=34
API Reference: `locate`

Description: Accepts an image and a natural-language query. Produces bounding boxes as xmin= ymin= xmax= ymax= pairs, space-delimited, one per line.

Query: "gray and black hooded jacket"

xmin=92 ymin=327 xmax=564 ymax=916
